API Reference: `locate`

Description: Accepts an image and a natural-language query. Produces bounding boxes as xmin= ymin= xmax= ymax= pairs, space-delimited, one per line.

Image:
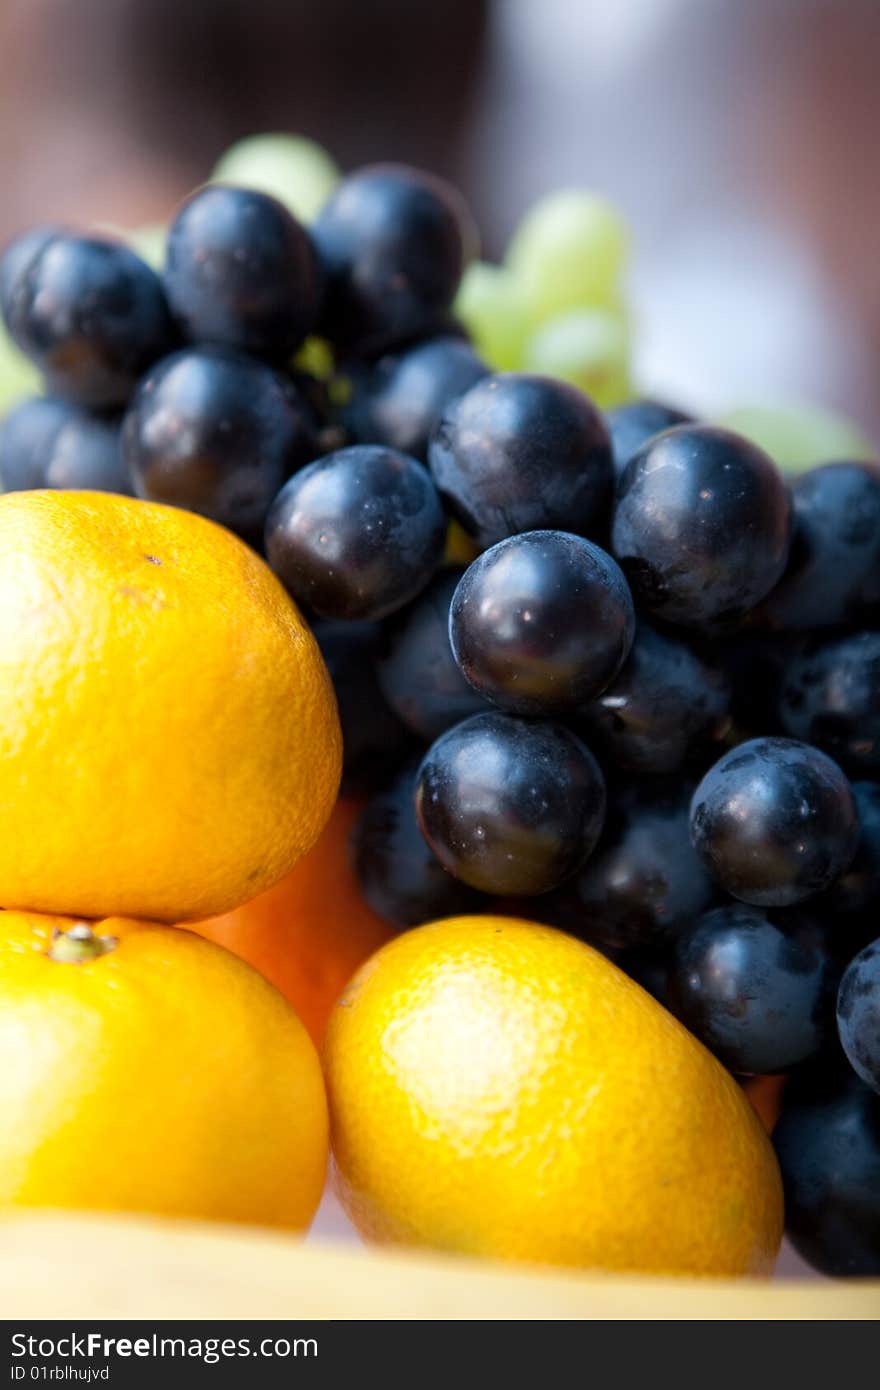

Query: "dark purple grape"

xmin=343 ymin=335 xmax=488 ymax=462
xmin=774 ymin=1066 xmax=880 ymax=1276
xmin=837 ymin=940 xmax=880 ymax=1094
xmin=353 ymin=762 xmax=487 ymax=929
xmin=543 ymin=780 xmax=714 ymax=952
xmin=415 ymin=712 xmax=606 ymax=896
xmin=164 ymin=185 xmax=321 ymax=359
xmin=605 ymin=399 xmax=693 ymax=479
xmin=428 ymin=373 xmax=613 ymax=549
xmin=575 ymin=621 xmax=731 ymax=774
xmin=123 ymin=348 xmax=317 ymax=536
xmin=757 ymin=462 xmax=880 ymax=631
xmin=779 ymin=631 xmax=880 ymax=778
xmin=312 ymin=620 xmax=418 ymax=796
xmin=376 ymin=568 xmax=486 ymax=741
xmin=265 ymin=444 xmax=446 ymax=620
xmin=2 ymin=233 xmax=174 ymax=408
xmin=449 ymin=530 xmax=634 ymax=716
xmin=611 ymin=425 xmax=791 ymax=629
xmin=668 ymin=903 xmax=837 ymax=1074
xmin=689 ymin=737 xmax=859 ymax=907
xmin=313 ymin=164 xmax=474 ymax=356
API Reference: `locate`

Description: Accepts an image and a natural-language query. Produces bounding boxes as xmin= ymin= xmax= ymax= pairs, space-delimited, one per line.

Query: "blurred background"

xmin=1 ymin=0 xmax=879 ymax=439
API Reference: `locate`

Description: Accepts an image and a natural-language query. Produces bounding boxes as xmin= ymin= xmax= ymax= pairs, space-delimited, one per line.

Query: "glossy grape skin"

xmin=778 ymin=632 xmax=880 ymax=778
xmin=605 ymin=400 xmax=692 ymax=478
xmin=2 ymin=233 xmax=174 ymax=409
xmin=415 ymin=712 xmax=606 ymax=896
xmin=0 ymin=396 xmax=130 ymax=494
xmin=376 ymin=568 xmax=486 ymax=741
xmin=164 ymin=185 xmax=321 ymax=360
xmin=265 ymin=444 xmax=445 ymax=621
xmin=544 ymin=781 xmax=715 ymax=952
xmin=773 ymin=1066 xmax=880 ymax=1276
xmin=429 ymin=373 xmax=613 ymax=549
xmin=814 ymin=782 xmax=880 ymax=919
xmin=449 ymin=530 xmax=634 ymax=716
xmin=312 ymin=620 xmax=418 ymax=797
xmin=690 ymin=737 xmax=859 ymax=907
xmin=123 ymin=348 xmax=317 ymax=536
xmin=353 ymin=762 xmax=487 ymax=929
xmin=576 ymin=621 xmax=731 ymax=774
xmin=668 ymin=903 xmax=836 ymax=1075
xmin=313 ymin=164 xmax=474 ymax=357
xmin=756 ymin=462 xmax=880 ymax=631
xmin=343 ymin=335 xmax=488 ymax=463
xmin=611 ymin=425 xmax=791 ymax=629
xmin=837 ymin=941 xmax=880 ymax=1094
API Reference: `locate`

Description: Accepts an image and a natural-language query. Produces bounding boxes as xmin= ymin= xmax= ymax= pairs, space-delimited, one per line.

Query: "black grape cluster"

xmin=1 ymin=163 xmax=879 ymax=1278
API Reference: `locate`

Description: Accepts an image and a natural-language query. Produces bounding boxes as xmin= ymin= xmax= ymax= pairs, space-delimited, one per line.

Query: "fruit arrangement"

xmin=0 ymin=131 xmax=878 ymax=1286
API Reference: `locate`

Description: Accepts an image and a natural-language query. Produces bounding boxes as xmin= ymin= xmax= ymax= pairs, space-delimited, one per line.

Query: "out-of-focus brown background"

xmin=0 ymin=0 xmax=878 ymax=436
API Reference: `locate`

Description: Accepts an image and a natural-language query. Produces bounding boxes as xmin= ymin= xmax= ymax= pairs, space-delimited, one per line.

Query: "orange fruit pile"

xmin=0 ymin=489 xmax=787 ymax=1276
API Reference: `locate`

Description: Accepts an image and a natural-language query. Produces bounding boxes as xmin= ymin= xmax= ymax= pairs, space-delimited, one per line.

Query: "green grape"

xmin=212 ymin=134 xmax=340 ymax=222
xmin=505 ymin=190 xmax=630 ymax=323
xmin=0 ymin=324 xmax=39 ymax=416
xmin=454 ymin=261 xmax=530 ymax=371
xmin=128 ymin=223 xmax=166 ymax=270
xmin=524 ymin=307 xmax=632 ymax=409
xmin=717 ymin=403 xmax=876 ymax=473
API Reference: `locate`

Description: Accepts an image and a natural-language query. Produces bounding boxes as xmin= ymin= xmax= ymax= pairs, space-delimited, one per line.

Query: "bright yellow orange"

xmin=0 ymin=491 xmax=341 ymax=922
xmin=742 ymin=1075 xmax=786 ymax=1134
xmin=0 ymin=911 xmax=328 ymax=1228
xmin=325 ymin=916 xmax=784 ymax=1276
xmin=193 ymin=798 xmax=394 ymax=1045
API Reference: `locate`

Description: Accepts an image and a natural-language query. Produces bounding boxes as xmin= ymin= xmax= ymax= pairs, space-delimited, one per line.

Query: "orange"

xmin=742 ymin=1075 xmax=786 ymax=1134
xmin=0 ymin=491 xmax=341 ymax=922
xmin=0 ymin=911 xmax=328 ymax=1228
xmin=193 ymin=798 xmax=394 ymax=1045
xmin=324 ymin=915 xmax=784 ymax=1276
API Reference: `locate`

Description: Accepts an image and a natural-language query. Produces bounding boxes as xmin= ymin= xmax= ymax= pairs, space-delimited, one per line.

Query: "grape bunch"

xmin=1 ymin=133 xmax=879 ymax=1279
